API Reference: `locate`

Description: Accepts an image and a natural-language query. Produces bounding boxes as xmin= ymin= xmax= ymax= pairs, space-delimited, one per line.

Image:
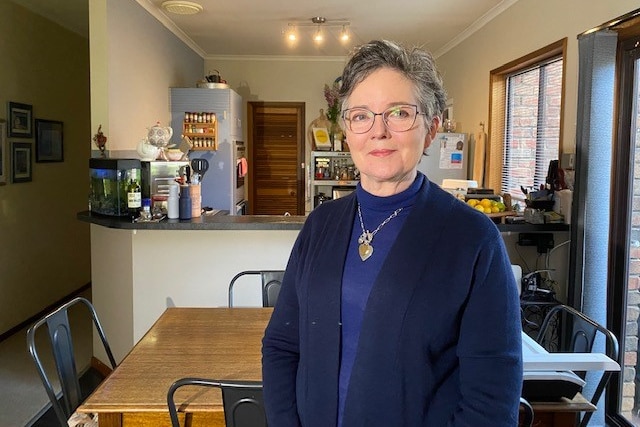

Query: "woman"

xmin=262 ymin=39 xmax=522 ymax=426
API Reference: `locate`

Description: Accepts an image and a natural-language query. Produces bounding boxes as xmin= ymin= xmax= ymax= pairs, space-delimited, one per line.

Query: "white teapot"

xmin=147 ymin=122 xmax=173 ymax=148
xmin=136 ymin=138 xmax=160 ymax=161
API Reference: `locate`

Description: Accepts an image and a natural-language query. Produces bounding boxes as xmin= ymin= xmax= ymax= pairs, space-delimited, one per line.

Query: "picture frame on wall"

xmin=8 ymin=102 xmax=33 ymax=138
xmin=11 ymin=142 xmax=32 ymax=183
xmin=35 ymin=119 xmax=64 ymax=162
xmin=0 ymin=121 xmax=6 ymax=185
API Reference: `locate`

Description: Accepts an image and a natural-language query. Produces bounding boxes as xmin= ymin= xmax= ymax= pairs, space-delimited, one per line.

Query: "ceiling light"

xmin=340 ymin=25 xmax=350 ymax=43
xmin=162 ymin=1 xmax=203 ymax=15
xmin=285 ymin=17 xmax=351 ymax=47
xmin=313 ymin=27 xmax=324 ymax=43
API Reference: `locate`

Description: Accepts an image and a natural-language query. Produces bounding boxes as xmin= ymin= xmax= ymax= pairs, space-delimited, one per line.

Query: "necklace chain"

xmin=356 ymin=203 xmax=402 ymax=261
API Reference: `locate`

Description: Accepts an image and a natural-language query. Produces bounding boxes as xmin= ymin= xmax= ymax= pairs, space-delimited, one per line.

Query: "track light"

xmin=339 ymin=25 xmax=350 ymax=42
xmin=285 ymin=17 xmax=351 ymax=47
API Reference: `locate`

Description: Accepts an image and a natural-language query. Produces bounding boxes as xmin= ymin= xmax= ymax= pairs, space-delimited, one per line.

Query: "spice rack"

xmin=182 ymin=112 xmax=218 ymax=151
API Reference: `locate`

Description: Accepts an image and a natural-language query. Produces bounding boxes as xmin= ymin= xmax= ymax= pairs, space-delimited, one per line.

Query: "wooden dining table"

xmin=77 ymin=307 xmax=620 ymax=427
xmin=76 ymin=307 xmax=272 ymax=427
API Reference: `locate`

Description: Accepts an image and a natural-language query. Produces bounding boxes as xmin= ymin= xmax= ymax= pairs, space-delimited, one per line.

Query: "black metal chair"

xmin=228 ymin=270 xmax=284 ymax=307
xmin=535 ymin=304 xmax=619 ymax=427
xmin=519 ymin=397 xmax=534 ymax=427
xmin=167 ymin=377 xmax=266 ymax=427
xmin=26 ymin=296 xmax=116 ymax=427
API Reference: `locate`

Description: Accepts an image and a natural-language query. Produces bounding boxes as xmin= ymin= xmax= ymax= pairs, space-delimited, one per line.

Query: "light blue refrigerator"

xmin=170 ymin=87 xmax=245 ymax=214
xmin=416 ymin=132 xmax=469 ymax=186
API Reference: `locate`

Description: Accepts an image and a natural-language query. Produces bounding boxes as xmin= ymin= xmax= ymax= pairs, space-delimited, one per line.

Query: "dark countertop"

xmin=78 ymin=210 xmax=568 ymax=233
xmin=77 ymin=211 xmax=307 ymax=230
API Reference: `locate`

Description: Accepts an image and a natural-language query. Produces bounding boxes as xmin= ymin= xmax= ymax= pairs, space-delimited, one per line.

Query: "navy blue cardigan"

xmin=262 ymin=178 xmax=523 ymax=426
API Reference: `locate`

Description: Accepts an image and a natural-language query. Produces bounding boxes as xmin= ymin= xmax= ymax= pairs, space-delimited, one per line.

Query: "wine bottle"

xmin=127 ymin=169 xmax=142 ymax=220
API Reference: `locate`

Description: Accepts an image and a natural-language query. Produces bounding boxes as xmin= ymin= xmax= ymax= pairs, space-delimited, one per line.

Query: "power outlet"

xmin=518 ymin=233 xmax=554 ymax=253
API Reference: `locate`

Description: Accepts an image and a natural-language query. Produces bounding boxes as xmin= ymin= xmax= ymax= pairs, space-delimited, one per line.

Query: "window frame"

xmin=487 ymin=39 xmax=567 ymax=198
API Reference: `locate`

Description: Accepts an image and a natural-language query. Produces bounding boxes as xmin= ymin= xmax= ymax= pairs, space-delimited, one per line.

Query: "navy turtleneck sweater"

xmin=337 ymin=173 xmax=424 ymax=426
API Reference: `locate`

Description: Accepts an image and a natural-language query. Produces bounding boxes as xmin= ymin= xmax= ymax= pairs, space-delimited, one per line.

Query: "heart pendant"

xmin=358 ymin=243 xmax=373 ymax=261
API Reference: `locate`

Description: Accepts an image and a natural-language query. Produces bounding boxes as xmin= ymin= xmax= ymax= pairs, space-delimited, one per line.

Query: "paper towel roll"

xmin=558 ymin=189 xmax=573 ymax=224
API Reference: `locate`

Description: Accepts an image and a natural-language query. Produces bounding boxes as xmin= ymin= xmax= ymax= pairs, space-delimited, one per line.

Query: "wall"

xmin=0 ymin=1 xmax=91 ymax=335
xmin=89 ymin=0 xmax=204 ymax=154
xmin=436 ymin=0 xmax=638 ymax=152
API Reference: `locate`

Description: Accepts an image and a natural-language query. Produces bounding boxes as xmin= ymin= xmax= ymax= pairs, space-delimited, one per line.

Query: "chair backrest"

xmin=26 ymin=296 xmax=116 ymax=426
xmin=228 ymin=270 xmax=284 ymax=307
xmin=519 ymin=397 xmax=534 ymax=427
xmin=535 ymin=304 xmax=619 ymax=427
xmin=167 ymin=377 xmax=266 ymax=427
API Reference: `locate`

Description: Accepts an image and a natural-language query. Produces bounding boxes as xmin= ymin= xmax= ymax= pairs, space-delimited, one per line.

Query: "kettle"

xmin=147 ymin=122 xmax=173 ymax=148
xmin=136 ymin=138 xmax=161 ymax=161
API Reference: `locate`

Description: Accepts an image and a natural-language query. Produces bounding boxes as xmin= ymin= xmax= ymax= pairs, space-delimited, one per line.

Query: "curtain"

xmin=571 ymin=29 xmax=618 ymax=425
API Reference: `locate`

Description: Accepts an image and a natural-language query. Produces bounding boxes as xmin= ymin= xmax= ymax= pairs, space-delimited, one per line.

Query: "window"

xmin=487 ymin=39 xmax=566 ymax=204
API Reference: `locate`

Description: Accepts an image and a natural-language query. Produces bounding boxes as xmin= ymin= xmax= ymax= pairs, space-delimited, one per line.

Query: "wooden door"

xmin=248 ymin=102 xmax=305 ymax=215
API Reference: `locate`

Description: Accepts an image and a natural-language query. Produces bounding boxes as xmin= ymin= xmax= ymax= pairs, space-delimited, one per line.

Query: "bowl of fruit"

xmin=466 ymin=198 xmax=507 ymax=215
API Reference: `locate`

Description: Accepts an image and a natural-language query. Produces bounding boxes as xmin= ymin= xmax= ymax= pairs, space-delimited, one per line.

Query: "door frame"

xmin=247 ymin=101 xmax=305 ymax=215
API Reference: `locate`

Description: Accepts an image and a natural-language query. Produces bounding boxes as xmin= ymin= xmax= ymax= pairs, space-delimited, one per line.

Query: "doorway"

xmin=247 ymin=102 xmax=305 ymax=215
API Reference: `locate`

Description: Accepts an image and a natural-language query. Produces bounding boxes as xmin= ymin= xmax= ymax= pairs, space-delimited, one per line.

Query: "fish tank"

xmin=89 ymin=158 xmax=141 ymax=216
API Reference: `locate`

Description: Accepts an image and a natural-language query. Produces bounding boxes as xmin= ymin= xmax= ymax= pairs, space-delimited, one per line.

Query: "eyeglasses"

xmin=341 ymin=104 xmax=426 ymax=134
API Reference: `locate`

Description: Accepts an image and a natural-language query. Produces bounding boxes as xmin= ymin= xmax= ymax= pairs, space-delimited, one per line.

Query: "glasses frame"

xmin=341 ymin=104 xmax=426 ymax=134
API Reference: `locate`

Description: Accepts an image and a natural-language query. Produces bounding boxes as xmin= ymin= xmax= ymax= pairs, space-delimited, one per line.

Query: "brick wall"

xmin=626 ymin=88 xmax=640 ymax=420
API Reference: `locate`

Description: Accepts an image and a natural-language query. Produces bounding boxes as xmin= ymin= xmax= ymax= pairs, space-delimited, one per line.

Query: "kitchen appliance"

xmin=140 ymin=160 xmax=189 ymax=199
xmin=332 ymin=186 xmax=354 ymax=200
xmin=416 ymin=132 xmax=469 ymax=188
xmin=170 ymin=87 xmax=245 ymax=214
xmin=89 ymin=158 xmax=142 ymax=217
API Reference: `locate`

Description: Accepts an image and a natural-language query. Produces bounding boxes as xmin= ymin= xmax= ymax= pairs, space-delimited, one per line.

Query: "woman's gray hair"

xmin=338 ymin=40 xmax=448 ymax=122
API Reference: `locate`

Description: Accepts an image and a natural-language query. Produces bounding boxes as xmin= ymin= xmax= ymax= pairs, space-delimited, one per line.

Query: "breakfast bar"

xmin=78 ymin=210 xmax=568 ymax=364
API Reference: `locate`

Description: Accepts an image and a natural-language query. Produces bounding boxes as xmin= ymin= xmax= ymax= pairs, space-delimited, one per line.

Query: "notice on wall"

xmin=438 ymin=134 xmax=464 ymax=169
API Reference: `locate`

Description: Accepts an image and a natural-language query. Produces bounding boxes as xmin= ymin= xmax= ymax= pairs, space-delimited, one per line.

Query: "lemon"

xmin=480 ymin=198 xmax=493 ymax=209
xmin=496 ymin=202 xmax=506 ymax=212
xmin=491 ymin=206 xmax=500 ymax=213
xmin=467 ymin=199 xmax=479 ymax=207
xmin=474 ymin=205 xmax=485 ymax=213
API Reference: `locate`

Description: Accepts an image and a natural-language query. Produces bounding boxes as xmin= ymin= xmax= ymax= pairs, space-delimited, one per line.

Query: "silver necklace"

xmin=356 ymin=203 xmax=403 ymax=261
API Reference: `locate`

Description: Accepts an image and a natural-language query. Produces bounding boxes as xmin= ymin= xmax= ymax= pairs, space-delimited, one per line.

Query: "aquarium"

xmin=89 ymin=158 xmax=141 ymax=216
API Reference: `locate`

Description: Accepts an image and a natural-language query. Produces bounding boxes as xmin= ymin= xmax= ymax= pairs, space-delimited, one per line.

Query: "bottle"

xmin=126 ymin=169 xmax=142 ymax=220
xmin=190 ymin=183 xmax=202 ymax=218
xmin=179 ymin=185 xmax=192 ymax=220
xmin=139 ymin=198 xmax=152 ymax=221
xmin=167 ymin=183 xmax=179 ymax=219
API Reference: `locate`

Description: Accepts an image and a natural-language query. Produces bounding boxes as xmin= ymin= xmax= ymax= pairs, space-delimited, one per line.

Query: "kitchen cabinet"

xmin=311 ymin=150 xmax=359 ymax=208
xmin=181 ymin=112 xmax=218 ymax=151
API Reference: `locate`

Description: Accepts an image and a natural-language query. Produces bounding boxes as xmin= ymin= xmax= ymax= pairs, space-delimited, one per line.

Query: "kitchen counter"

xmin=77 ymin=210 xmax=566 ymax=233
xmin=76 ymin=210 xmax=306 ymax=230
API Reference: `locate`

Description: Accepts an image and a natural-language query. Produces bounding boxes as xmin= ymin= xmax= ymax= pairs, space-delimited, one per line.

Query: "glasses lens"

xmin=344 ymin=108 xmax=374 ymax=133
xmin=383 ymin=105 xmax=418 ymax=132
xmin=343 ymin=105 xmax=420 ymax=133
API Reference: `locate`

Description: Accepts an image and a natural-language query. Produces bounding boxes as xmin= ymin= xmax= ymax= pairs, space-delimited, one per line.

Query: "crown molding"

xmin=204 ymin=54 xmax=347 ymax=62
xmin=135 ymin=0 xmax=206 ymax=58
xmin=434 ymin=0 xmax=520 ymax=58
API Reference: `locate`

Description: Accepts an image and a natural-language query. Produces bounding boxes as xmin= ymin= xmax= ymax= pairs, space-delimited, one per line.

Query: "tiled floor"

xmin=0 ymin=293 xmax=93 ymax=427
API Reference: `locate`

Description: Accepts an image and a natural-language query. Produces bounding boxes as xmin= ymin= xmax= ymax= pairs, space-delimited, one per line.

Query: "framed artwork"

xmin=8 ymin=102 xmax=33 ymax=138
xmin=0 ymin=122 xmax=6 ymax=184
xmin=35 ymin=119 xmax=64 ymax=162
xmin=11 ymin=142 xmax=32 ymax=183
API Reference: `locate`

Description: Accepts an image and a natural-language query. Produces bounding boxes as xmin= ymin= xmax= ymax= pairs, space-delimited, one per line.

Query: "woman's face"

xmin=343 ymin=68 xmax=439 ymax=196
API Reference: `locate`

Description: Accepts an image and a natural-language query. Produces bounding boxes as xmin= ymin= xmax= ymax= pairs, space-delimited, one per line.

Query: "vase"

xmin=330 ymin=121 xmax=343 ymax=151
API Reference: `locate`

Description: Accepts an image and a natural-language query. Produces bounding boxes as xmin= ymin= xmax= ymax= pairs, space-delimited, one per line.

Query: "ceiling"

xmin=10 ymin=0 xmax=517 ymax=58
